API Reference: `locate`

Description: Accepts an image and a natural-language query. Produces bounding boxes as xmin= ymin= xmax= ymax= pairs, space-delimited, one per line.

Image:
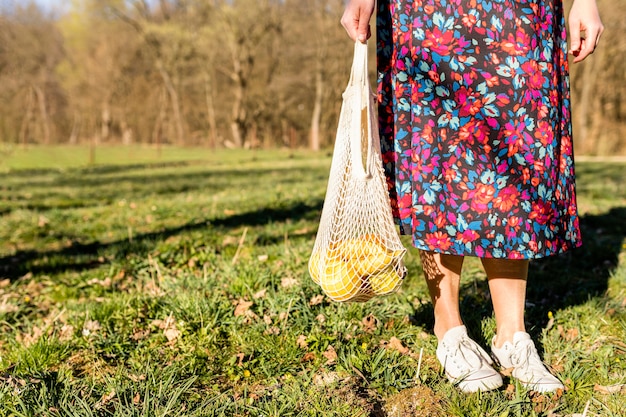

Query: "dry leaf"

xmin=264 ymin=327 xmax=280 ymax=335
xmin=82 ymin=320 xmax=101 ymax=337
xmin=263 ymin=315 xmax=273 ymax=325
xmin=99 ymin=390 xmax=116 ymax=407
xmin=0 ymin=295 xmax=18 ymax=314
xmin=234 ymin=299 xmax=253 ymax=317
xmin=281 ymin=277 xmax=298 ymax=288
xmin=131 ymin=329 xmax=150 ymax=341
xmin=315 ymin=314 xmax=326 ymax=324
xmin=236 ymin=353 xmax=245 ymax=366
xmin=566 ymin=328 xmax=579 ymax=341
xmin=257 ymin=254 xmax=269 ymax=262
xmin=301 ymin=352 xmax=316 ymax=362
xmin=313 ymin=371 xmax=341 ymax=386
xmin=164 ymin=328 xmax=181 ymax=342
xmin=594 ymin=383 xmax=626 ymax=394
xmin=385 ymin=337 xmax=410 ymax=355
xmin=279 ymin=311 xmax=289 ymax=321
xmin=253 ymin=289 xmax=267 ymax=299
xmin=58 ymin=324 xmax=75 ymax=342
xmin=361 ymin=314 xmax=379 ymax=333
xmin=309 ymin=295 xmax=324 ymax=306
xmin=133 ymin=393 xmax=141 ymax=405
xmin=323 ymin=345 xmax=337 ymax=365
xmin=38 ymin=215 xmax=49 ymax=227
xmin=0 ymin=279 xmax=10 ymax=289
xmin=296 ymin=335 xmax=308 ymax=349
xmin=144 ymin=280 xmax=164 ymax=297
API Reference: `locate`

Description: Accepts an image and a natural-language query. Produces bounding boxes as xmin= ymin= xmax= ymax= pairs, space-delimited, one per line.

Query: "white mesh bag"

xmin=309 ymin=41 xmax=407 ymax=303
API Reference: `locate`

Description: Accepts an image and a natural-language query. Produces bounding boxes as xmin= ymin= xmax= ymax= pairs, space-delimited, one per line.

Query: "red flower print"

xmin=522 ymin=60 xmax=544 ymax=90
xmin=528 ymin=200 xmax=554 ymax=225
xmin=458 ymin=229 xmax=480 ymax=243
xmin=462 ymin=13 xmax=477 ymax=28
xmin=423 ymin=27 xmax=455 ymax=55
xmin=493 ymin=185 xmax=519 ymax=212
xmin=456 ymin=87 xmax=484 ymax=117
xmin=465 ymin=183 xmax=496 ymax=213
xmin=500 ymin=30 xmax=530 ymax=56
xmin=425 ymin=231 xmax=453 ymax=250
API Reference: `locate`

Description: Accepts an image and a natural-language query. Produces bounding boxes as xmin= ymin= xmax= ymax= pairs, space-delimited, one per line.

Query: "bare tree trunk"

xmin=310 ymin=68 xmax=323 ymax=151
xmin=69 ymin=111 xmax=81 ymax=144
xmin=101 ymin=101 xmax=111 ymax=141
xmin=230 ymin=53 xmax=247 ymax=148
xmin=33 ymin=85 xmax=51 ymax=144
xmin=152 ymin=87 xmax=167 ymax=156
xmin=19 ymin=87 xmax=35 ymax=147
xmin=156 ymin=60 xmax=185 ymax=146
xmin=204 ymin=73 xmax=218 ymax=149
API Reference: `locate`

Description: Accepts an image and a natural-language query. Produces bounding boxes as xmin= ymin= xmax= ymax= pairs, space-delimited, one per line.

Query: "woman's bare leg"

xmin=481 ymin=258 xmax=529 ymax=347
xmin=419 ymin=250 xmax=465 ymax=340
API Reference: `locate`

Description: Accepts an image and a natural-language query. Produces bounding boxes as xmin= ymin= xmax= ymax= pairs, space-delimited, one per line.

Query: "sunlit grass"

xmin=0 ymin=147 xmax=624 ymax=416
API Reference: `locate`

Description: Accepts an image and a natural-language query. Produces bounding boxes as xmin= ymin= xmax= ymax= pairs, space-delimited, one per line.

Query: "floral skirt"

xmin=376 ymin=0 xmax=581 ymax=259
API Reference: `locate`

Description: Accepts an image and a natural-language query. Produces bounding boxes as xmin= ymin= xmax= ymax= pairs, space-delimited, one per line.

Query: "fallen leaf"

xmin=0 ymin=279 xmax=10 ymax=289
xmin=82 ymin=320 xmax=101 ymax=337
xmin=309 ymin=294 xmax=324 ymax=306
xmin=253 ymin=289 xmax=267 ymax=299
xmin=594 ymin=383 xmax=626 ymax=394
xmin=296 ymin=335 xmax=308 ymax=349
xmin=313 ymin=371 xmax=341 ymax=386
xmin=133 ymin=393 xmax=141 ymax=405
xmin=234 ymin=299 xmax=253 ymax=317
xmin=164 ymin=328 xmax=181 ymax=342
xmin=301 ymin=352 xmax=316 ymax=362
xmin=384 ymin=337 xmax=409 ymax=355
xmin=131 ymin=329 xmax=150 ymax=341
xmin=281 ymin=278 xmax=298 ymax=288
xmin=263 ymin=315 xmax=273 ymax=325
xmin=316 ymin=314 xmax=326 ymax=324
xmin=236 ymin=353 xmax=245 ymax=366
xmin=279 ymin=311 xmax=289 ymax=321
xmin=38 ymin=215 xmax=49 ymax=227
xmin=58 ymin=324 xmax=75 ymax=342
xmin=264 ymin=327 xmax=280 ymax=335
xmin=323 ymin=345 xmax=337 ymax=365
xmin=361 ymin=314 xmax=379 ymax=333
xmin=257 ymin=255 xmax=269 ymax=262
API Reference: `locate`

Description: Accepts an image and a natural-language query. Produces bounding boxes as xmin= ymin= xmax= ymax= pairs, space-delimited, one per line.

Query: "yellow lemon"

xmin=308 ymin=252 xmax=322 ymax=284
xmin=367 ymin=266 xmax=404 ymax=295
xmin=319 ymin=259 xmax=363 ymax=302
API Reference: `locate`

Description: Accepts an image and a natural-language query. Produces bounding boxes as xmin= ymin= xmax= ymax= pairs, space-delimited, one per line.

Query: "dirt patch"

xmin=384 ymin=385 xmax=444 ymax=417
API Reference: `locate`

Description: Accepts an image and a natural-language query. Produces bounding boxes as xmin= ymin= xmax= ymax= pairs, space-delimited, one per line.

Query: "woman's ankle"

xmin=434 ymin=320 xmax=464 ymax=341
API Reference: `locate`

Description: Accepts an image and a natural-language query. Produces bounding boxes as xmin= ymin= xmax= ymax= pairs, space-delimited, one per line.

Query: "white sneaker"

xmin=491 ymin=332 xmax=564 ymax=393
xmin=436 ymin=325 xmax=503 ymax=393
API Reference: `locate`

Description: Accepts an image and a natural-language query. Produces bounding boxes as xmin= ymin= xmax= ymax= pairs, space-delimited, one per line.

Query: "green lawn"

xmin=0 ymin=146 xmax=625 ymax=416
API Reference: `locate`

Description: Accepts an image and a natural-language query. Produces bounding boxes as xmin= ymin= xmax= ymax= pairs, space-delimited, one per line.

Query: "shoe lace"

xmin=454 ymin=336 xmax=487 ymax=369
xmin=509 ymin=339 xmax=544 ymax=372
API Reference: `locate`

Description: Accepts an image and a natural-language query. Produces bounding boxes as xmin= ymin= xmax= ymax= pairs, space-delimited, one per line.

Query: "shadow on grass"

xmin=411 ymin=206 xmax=626 ymax=342
xmin=0 ymin=199 xmax=323 ymax=282
xmin=0 ymin=164 xmax=328 ymax=214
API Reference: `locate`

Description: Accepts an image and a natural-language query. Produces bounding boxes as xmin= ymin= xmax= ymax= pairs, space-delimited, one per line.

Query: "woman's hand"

xmin=569 ymin=0 xmax=604 ymax=63
xmin=341 ymin=0 xmax=376 ymax=43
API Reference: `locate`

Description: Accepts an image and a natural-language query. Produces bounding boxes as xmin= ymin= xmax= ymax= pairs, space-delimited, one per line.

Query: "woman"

xmin=341 ymin=0 xmax=603 ymax=393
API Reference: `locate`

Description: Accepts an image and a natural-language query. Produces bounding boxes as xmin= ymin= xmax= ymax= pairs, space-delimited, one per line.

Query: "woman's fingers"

xmin=569 ymin=0 xmax=604 ymax=63
xmin=341 ymin=0 xmax=375 ymax=43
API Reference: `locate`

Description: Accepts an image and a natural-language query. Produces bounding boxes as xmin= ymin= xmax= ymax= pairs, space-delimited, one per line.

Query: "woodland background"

xmin=0 ymin=0 xmax=624 ymax=155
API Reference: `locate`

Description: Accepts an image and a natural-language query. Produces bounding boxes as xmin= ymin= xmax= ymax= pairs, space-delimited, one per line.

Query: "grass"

xmin=0 ymin=145 xmax=625 ymax=416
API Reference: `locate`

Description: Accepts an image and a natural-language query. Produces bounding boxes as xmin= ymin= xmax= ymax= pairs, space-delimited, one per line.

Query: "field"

xmin=0 ymin=146 xmax=625 ymax=416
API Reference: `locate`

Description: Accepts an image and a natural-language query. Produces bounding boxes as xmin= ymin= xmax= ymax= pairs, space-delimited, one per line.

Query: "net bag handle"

xmin=346 ymin=41 xmax=375 ymax=181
